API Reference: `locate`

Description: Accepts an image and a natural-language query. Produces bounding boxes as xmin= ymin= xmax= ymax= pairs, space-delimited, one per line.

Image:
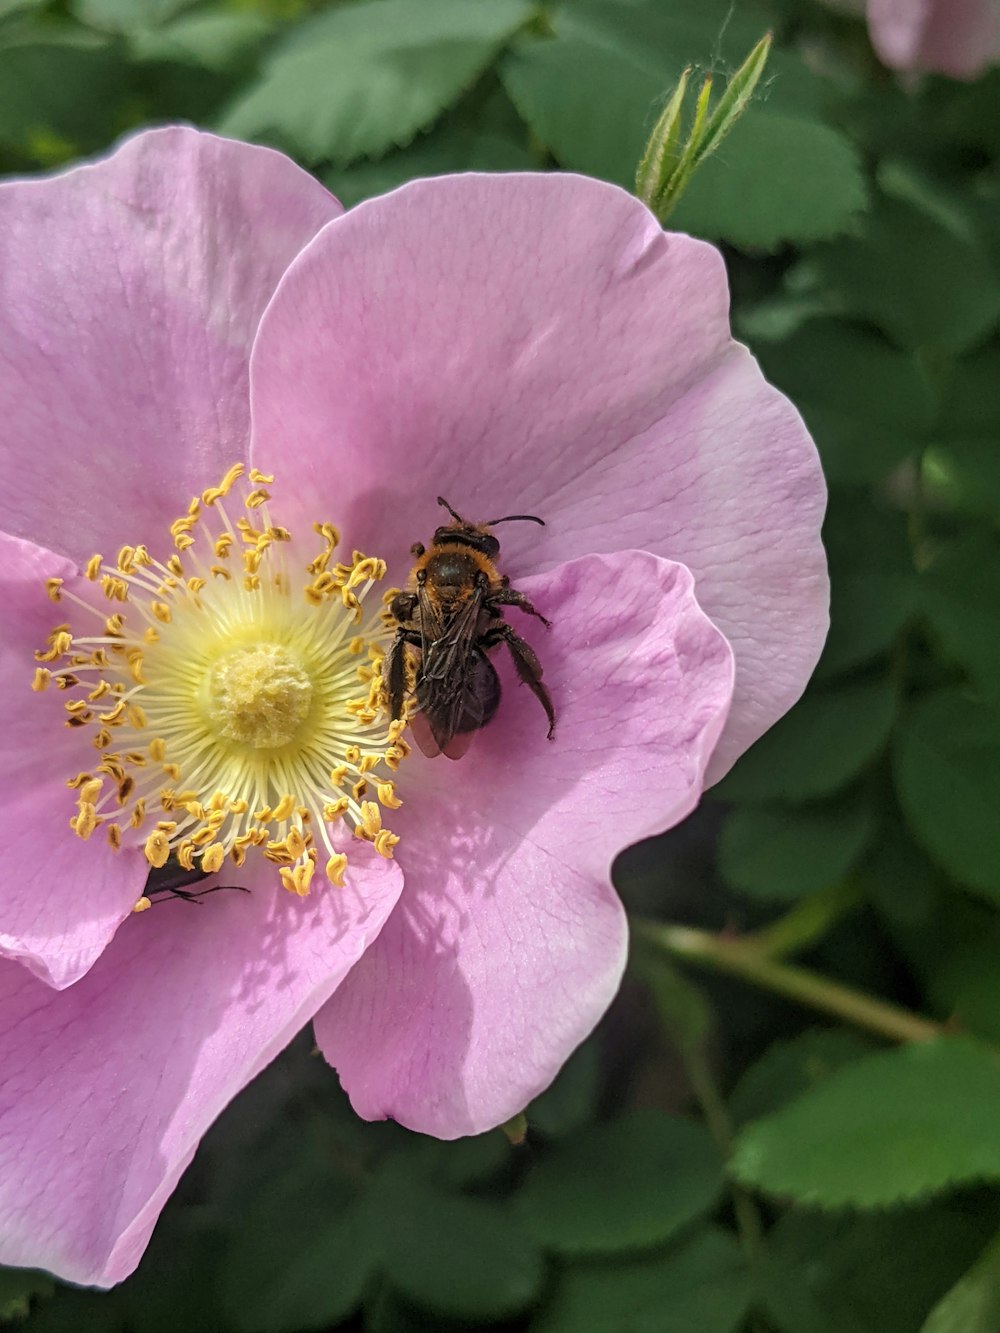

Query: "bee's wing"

xmin=416 ymin=586 xmax=487 ymax=753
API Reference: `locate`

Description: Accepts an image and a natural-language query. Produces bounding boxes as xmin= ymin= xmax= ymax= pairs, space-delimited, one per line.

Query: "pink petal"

xmin=0 ymin=530 xmax=145 ymax=988
xmin=868 ymin=0 xmax=1000 ymax=78
xmin=316 ymin=550 xmax=734 ymax=1138
xmin=249 ymin=172 xmax=827 ymax=783
xmin=0 ymin=126 xmax=340 ymax=565
xmin=0 ymin=849 xmax=402 ymax=1286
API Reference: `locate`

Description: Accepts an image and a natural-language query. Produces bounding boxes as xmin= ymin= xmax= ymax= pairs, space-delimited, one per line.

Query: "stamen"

xmin=34 ymin=464 xmax=406 ymax=899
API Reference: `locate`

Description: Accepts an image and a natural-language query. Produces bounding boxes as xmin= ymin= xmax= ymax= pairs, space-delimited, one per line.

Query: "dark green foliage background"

xmin=4 ymin=0 xmax=1000 ymax=1329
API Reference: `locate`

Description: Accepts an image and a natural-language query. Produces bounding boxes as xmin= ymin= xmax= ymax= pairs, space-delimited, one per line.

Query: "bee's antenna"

xmin=486 ymin=513 xmax=546 ymax=527
xmin=436 ymin=496 xmax=465 ymax=524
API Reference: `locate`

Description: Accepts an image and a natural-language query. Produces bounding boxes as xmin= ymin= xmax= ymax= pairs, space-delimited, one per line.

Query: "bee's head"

xmin=434 ymin=497 xmax=543 ymax=557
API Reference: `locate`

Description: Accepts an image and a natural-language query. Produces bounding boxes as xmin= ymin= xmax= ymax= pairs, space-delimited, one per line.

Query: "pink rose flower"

xmin=868 ymin=0 xmax=1000 ymax=79
xmin=0 ymin=127 xmax=827 ymax=1284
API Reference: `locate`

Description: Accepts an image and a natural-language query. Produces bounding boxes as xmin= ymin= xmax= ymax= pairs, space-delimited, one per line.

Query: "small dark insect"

xmin=143 ymin=857 xmax=250 ymax=906
xmin=385 ymin=496 xmax=555 ymax=760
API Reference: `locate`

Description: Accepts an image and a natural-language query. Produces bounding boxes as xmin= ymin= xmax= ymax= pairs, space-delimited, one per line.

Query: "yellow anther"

xmin=272 ymin=794 xmax=296 ymax=822
xmin=373 ymin=829 xmax=399 ymax=858
xmin=45 ymin=577 xmax=64 ymax=602
xmin=214 ymin=533 xmax=234 ymax=558
xmin=211 ymin=565 xmax=232 ymax=580
xmin=98 ymin=699 xmax=126 ymax=725
xmin=268 ymin=525 xmax=291 ymax=542
xmin=201 ymin=843 xmax=225 ymax=874
xmin=187 ymin=577 xmax=206 ymax=594
xmin=325 ymin=853 xmax=348 ymax=887
xmin=249 ymin=468 xmax=274 ymax=484
xmin=323 ymin=797 xmax=350 ymax=821
xmin=344 ymin=745 xmax=361 ymax=766
xmin=329 ymin=765 xmax=349 ymax=787
xmin=280 ymin=858 xmax=315 ymax=897
xmin=246 ymin=488 xmax=270 ymax=509
xmin=72 ymin=803 xmax=99 ymax=840
xmin=116 ymin=546 xmax=135 ymax=573
xmin=286 ymin=826 xmax=308 ymax=859
xmin=219 ymin=463 xmax=244 ymax=494
xmin=104 ymin=614 xmax=124 ymax=637
xmin=143 ymin=626 xmax=160 ymax=645
xmin=78 ymin=778 xmax=103 ymax=805
xmin=151 ymin=602 xmax=171 ymax=624
xmin=85 ymin=554 xmax=103 ymax=581
xmin=133 ymin=896 xmax=152 ymax=913
xmin=376 ymin=782 xmax=402 ymax=809
xmin=129 ymin=798 xmax=147 ymax=829
xmin=177 ymin=840 xmax=196 ymax=871
xmin=127 ymin=704 xmax=147 ymax=729
xmin=166 ymin=554 xmax=184 ymax=577
xmin=243 ymin=575 xmax=261 ymax=592
xmin=107 ymin=824 xmax=122 ymax=850
xmin=133 ymin=545 xmax=152 ymax=567
xmin=31 ymin=668 xmax=51 ymax=692
xmin=357 ymin=801 xmax=382 ymax=840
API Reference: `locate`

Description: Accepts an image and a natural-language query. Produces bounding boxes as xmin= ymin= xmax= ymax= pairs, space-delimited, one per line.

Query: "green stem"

xmin=682 ymin=1040 xmax=765 ymax=1259
xmin=633 ymin=919 xmax=944 ymax=1045
xmin=751 ymin=879 xmax=862 ymax=959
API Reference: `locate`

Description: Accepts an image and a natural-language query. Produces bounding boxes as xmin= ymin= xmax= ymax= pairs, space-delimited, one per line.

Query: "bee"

xmin=384 ymin=496 xmax=555 ymax=760
xmin=143 ymin=857 xmax=250 ymax=906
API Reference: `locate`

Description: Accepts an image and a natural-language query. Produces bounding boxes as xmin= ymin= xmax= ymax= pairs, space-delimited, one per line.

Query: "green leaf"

xmin=501 ymin=28 xmax=659 ymax=189
xmin=930 ymin=938 xmax=1000 ymax=1044
xmin=729 ymin=1029 xmax=874 ymax=1127
xmin=816 ymin=497 xmax=917 ymax=682
xmin=218 ymin=0 xmax=531 ymax=165
xmin=732 ymin=1037 xmax=1000 ymax=1207
xmin=217 ymin=1163 xmax=373 ymax=1332
xmin=669 ymin=110 xmax=867 ymax=250
xmin=517 ymin=1110 xmax=724 ymax=1255
xmin=814 ymin=195 xmax=1000 ymax=356
xmin=894 ymin=691 xmax=1000 ymax=901
xmin=534 ymin=1228 xmax=750 ymax=1333
xmin=368 ymin=1162 xmax=544 ymax=1321
xmin=755 ymin=319 xmax=933 ymax=485
xmin=327 ymin=117 xmax=534 ymax=209
xmin=0 ymin=1267 xmax=53 ymax=1322
xmin=73 ymin=0 xmax=198 ymax=28
xmin=719 ymin=790 xmax=876 ymax=902
xmin=527 ymin=1038 xmax=602 ymax=1139
xmin=761 ymin=1205 xmax=997 ymax=1333
xmin=922 ymin=1225 xmax=1000 ymax=1333
xmin=922 ymin=535 xmax=1000 ymax=708
xmin=131 ymin=11 xmax=274 ymax=73
xmin=0 ymin=33 xmax=133 ymax=160
xmin=714 ymin=679 xmax=897 ymax=805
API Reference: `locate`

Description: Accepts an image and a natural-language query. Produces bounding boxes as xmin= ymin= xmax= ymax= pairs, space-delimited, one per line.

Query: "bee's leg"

xmin=483 ymin=624 xmax=555 ymax=738
xmin=488 ymin=582 xmax=551 ymax=627
xmin=384 ymin=631 xmax=411 ymax=722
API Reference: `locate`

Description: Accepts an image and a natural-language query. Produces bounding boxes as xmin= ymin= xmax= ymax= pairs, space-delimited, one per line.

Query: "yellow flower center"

xmin=206 ymin=644 xmax=313 ymax=749
xmin=32 ymin=463 xmax=409 ymax=905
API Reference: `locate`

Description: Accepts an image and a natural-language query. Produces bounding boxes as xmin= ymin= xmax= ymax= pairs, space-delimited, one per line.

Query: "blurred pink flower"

xmin=0 ymin=128 xmax=826 ymax=1284
xmin=868 ymin=0 xmax=1000 ymax=78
